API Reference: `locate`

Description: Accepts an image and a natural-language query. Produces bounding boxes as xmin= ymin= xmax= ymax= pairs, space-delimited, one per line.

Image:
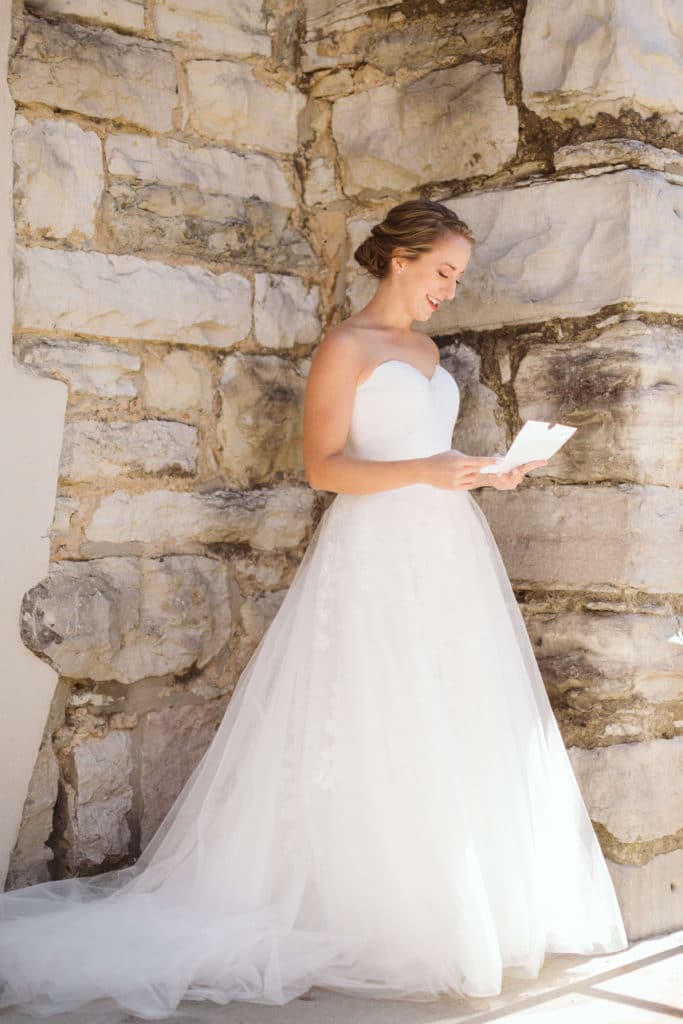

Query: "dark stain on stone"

xmin=20 ymin=581 xmax=62 ymax=653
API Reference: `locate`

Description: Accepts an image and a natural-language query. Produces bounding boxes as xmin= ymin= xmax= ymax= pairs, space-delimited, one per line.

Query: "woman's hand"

xmin=477 ymin=458 xmax=548 ymax=490
xmin=421 ymin=450 xmax=502 ymax=491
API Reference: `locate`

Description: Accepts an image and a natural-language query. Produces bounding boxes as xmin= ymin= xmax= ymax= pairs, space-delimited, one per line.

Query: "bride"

xmin=0 ymin=199 xmax=627 ymax=1019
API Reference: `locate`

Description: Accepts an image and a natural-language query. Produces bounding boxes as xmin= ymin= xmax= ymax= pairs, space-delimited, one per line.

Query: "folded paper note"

xmin=479 ymin=419 xmax=577 ymax=475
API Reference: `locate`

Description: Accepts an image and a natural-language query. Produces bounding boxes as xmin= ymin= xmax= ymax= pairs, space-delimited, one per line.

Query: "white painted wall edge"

xmin=0 ymin=3 xmax=67 ymax=886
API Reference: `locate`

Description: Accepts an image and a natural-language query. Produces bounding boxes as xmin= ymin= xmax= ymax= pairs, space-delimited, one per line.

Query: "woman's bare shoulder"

xmin=321 ymin=318 xmax=367 ymax=346
xmin=313 ymin=321 xmax=366 ymax=368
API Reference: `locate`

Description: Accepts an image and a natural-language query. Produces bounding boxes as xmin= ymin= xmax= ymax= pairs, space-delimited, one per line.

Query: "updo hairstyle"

xmin=353 ymin=199 xmax=475 ymax=280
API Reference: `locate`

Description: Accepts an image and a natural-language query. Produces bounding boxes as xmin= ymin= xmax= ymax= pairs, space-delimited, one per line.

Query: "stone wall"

xmin=6 ymin=0 xmax=683 ymax=940
xmin=6 ymin=0 xmax=323 ymax=885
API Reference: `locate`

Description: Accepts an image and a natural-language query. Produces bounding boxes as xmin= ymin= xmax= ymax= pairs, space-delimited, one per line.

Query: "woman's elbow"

xmin=305 ymin=452 xmax=341 ymax=492
xmin=304 ymin=459 xmax=323 ymax=490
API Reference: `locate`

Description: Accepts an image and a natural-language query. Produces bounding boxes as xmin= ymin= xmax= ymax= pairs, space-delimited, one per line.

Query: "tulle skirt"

xmin=0 ymin=484 xmax=628 ymax=1018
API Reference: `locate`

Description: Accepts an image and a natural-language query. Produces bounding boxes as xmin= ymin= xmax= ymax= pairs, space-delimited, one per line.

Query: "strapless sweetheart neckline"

xmin=356 ymin=358 xmax=445 ymax=390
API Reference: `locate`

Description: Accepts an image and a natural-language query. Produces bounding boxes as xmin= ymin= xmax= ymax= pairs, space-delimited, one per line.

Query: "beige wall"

xmin=0 ymin=2 xmax=66 ymax=884
xmin=4 ymin=0 xmax=319 ymax=886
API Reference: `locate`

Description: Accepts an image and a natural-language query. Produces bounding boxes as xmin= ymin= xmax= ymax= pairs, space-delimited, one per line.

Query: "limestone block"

xmin=555 ymin=139 xmax=683 ymax=177
xmin=346 ymin=272 xmax=375 ymax=319
xmin=608 ymin=850 xmax=683 ymax=941
xmin=298 ymin=43 xmax=336 ymax=75
xmin=83 ymin=486 xmax=314 ymax=553
xmin=217 ymin=355 xmax=306 ymax=487
xmin=332 ymin=62 xmax=518 ymax=195
xmin=102 ymin=181 xmax=313 ymax=268
xmin=13 ymin=115 xmax=103 ymax=241
xmin=514 ymin=321 xmax=683 ymax=487
xmin=10 ymin=18 xmax=176 ymax=133
xmin=254 ymin=274 xmax=320 ymax=349
xmin=303 ymin=157 xmax=338 ymax=206
xmin=142 ymin=350 xmax=210 ymax=415
xmin=232 ymin=553 xmax=295 ymax=595
xmin=59 ymin=730 xmax=133 ymax=869
xmin=152 ymin=0 xmax=270 ymax=57
xmin=367 ymin=10 xmax=510 ymax=78
xmin=441 ymin=344 xmax=507 ymax=459
xmin=303 ymin=5 xmax=515 ymax=76
xmin=307 ymin=66 xmax=354 ymax=93
xmin=20 ymin=556 xmax=233 ymax=684
xmin=238 ymin=589 xmax=287 ymax=641
xmin=304 ymin=0 xmax=397 ymax=40
xmin=475 ymin=484 xmax=682 ymax=594
xmin=139 ymin=700 xmax=227 ymax=847
xmin=15 ymin=246 xmax=252 ymax=348
xmin=105 ymin=133 xmax=296 ymax=208
xmin=185 ymin=59 xmax=305 ymax=152
xmin=345 ymin=214 xmax=378 ymax=312
xmin=232 ymin=589 xmax=287 ymax=671
xmin=5 ymin=684 xmax=70 ymax=889
xmin=346 ymin=215 xmax=376 ymax=265
xmin=521 ymin=0 xmax=683 ymax=127
xmin=418 ymin=170 xmax=683 ymax=332
xmin=27 ymin=0 xmax=145 ymax=32
xmin=526 ymin=611 xmax=683 ymax=703
xmin=5 ymin=742 xmax=59 ymax=888
xmin=60 ymin=419 xmax=199 ymax=481
xmin=568 ymin=737 xmax=683 ymax=845
xmin=14 ymin=336 xmax=140 ymax=398
xmin=101 ymin=143 xmax=311 ymax=264
xmin=49 ymin=496 xmax=79 ymax=542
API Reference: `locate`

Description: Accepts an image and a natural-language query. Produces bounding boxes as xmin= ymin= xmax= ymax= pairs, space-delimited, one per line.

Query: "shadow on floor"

xmin=1 ymin=929 xmax=681 ymax=1023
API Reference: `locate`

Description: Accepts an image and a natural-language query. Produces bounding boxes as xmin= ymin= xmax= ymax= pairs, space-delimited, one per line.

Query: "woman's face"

xmin=392 ymin=232 xmax=473 ymax=322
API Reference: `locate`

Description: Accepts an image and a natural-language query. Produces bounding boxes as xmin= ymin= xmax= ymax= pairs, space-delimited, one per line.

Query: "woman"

xmin=0 ymin=200 xmax=627 ymax=1019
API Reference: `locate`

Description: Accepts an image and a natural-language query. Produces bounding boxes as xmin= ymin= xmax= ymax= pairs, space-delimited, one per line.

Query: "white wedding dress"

xmin=0 ymin=359 xmax=627 ymax=1019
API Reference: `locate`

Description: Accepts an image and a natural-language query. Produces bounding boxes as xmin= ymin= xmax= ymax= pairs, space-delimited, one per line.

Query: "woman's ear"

xmin=392 ymin=245 xmax=412 ymax=273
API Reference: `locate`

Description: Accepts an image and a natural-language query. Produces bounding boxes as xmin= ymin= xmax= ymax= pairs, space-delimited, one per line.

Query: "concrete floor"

xmin=1 ymin=929 xmax=681 ymax=1024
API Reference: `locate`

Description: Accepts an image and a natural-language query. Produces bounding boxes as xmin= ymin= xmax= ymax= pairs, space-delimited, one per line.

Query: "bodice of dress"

xmin=343 ymin=359 xmax=460 ymax=462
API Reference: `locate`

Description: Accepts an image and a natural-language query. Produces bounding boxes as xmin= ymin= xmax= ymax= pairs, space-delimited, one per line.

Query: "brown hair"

xmin=353 ymin=199 xmax=475 ymax=280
